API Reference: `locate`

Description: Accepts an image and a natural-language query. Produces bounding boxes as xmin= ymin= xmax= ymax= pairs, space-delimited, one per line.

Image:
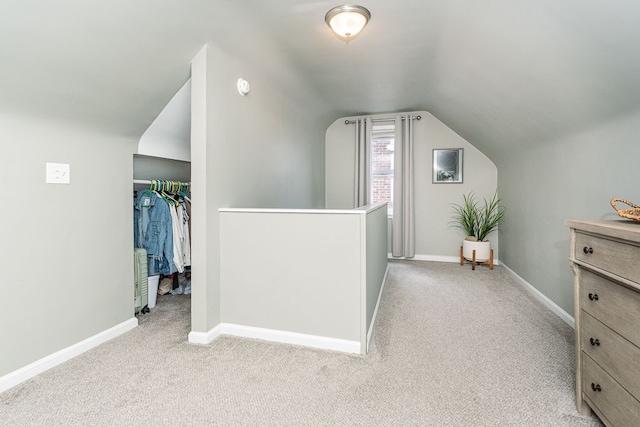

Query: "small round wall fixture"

xmin=325 ymin=5 xmax=371 ymax=42
xmin=237 ymin=78 xmax=250 ymax=96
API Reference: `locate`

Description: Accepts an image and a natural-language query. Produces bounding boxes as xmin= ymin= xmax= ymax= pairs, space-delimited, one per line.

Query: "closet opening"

xmin=133 ymin=155 xmax=192 ymax=319
xmin=132 ymin=76 xmax=192 ymax=329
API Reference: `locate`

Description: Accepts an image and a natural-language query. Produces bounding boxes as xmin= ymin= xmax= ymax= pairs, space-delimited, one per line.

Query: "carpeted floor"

xmin=0 ymin=261 xmax=603 ymax=426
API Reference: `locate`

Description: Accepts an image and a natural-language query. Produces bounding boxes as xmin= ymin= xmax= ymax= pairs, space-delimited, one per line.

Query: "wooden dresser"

xmin=566 ymin=220 xmax=640 ymax=426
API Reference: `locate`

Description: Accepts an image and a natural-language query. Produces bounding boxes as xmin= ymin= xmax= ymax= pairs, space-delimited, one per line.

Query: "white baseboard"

xmin=501 ymin=262 xmax=575 ymax=329
xmin=188 ymin=324 xmax=223 ymax=345
xmin=389 ymin=253 xmax=501 ymax=265
xmin=0 ymin=317 xmax=138 ymax=394
xmin=367 ymin=265 xmax=389 ymax=353
xmin=189 ymin=323 xmax=361 ymax=354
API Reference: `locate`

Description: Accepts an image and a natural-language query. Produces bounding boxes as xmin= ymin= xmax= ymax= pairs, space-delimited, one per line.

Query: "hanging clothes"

xmin=169 ymin=204 xmax=185 ymax=273
xmin=181 ymin=201 xmax=191 ymax=267
xmin=133 ymin=180 xmax=191 ymax=278
xmin=135 ymin=190 xmax=176 ymax=276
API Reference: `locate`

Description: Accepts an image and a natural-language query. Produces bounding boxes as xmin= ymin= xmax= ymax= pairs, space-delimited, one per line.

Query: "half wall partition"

xmin=214 ymin=202 xmax=389 ymax=354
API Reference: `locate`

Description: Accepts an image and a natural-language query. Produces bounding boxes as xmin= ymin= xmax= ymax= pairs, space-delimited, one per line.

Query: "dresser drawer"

xmin=581 ymin=311 xmax=640 ymax=399
xmin=582 ymin=354 xmax=640 ymax=427
xmin=580 ymin=269 xmax=640 ymax=348
xmin=575 ymin=232 xmax=640 ymax=283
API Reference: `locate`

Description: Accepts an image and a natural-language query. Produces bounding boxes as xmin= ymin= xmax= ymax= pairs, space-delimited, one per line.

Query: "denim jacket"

xmin=135 ymin=190 xmax=176 ymax=276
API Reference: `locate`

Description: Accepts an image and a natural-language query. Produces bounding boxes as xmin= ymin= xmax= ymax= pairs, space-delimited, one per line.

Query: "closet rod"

xmin=133 ymin=179 xmax=191 ymax=185
xmin=344 ymin=115 xmax=422 ymax=125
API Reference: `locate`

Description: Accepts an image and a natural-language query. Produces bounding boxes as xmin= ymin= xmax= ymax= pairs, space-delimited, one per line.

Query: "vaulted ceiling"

xmin=1 ymin=1 xmax=639 ymax=158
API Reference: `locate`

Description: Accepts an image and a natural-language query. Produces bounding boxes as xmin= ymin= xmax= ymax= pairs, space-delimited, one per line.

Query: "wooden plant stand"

xmin=460 ymin=246 xmax=493 ymax=270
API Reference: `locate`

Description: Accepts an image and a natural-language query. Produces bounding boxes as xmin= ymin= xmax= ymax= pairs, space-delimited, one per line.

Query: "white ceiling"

xmin=1 ymin=0 xmax=639 ymax=157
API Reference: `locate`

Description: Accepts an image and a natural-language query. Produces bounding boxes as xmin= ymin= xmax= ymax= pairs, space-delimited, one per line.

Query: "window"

xmin=370 ymin=124 xmax=395 ymax=216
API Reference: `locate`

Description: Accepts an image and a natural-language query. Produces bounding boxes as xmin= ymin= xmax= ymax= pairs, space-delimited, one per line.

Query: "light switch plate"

xmin=46 ymin=162 xmax=70 ymax=184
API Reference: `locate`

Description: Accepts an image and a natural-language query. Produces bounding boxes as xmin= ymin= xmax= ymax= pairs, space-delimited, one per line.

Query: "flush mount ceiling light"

xmin=325 ymin=4 xmax=371 ymax=42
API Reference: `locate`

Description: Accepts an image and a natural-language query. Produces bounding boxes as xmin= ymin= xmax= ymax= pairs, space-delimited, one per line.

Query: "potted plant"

xmin=451 ymin=192 xmax=505 ymax=262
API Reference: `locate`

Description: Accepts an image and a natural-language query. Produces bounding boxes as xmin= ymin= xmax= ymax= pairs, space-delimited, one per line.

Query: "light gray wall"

xmin=326 ymin=111 xmax=499 ymax=260
xmin=365 ymin=204 xmax=389 ymax=334
xmin=190 ymin=44 xmax=330 ymax=334
xmin=133 ymin=155 xmax=190 ymax=189
xmin=0 ymin=112 xmax=136 ymax=377
xmin=495 ymin=109 xmax=640 ymax=317
xmin=219 ymin=203 xmax=388 ymax=352
xmin=219 ymin=210 xmax=362 ymax=341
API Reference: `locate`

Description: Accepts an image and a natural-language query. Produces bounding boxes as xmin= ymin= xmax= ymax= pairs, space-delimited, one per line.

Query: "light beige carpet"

xmin=0 ymin=261 xmax=603 ymax=426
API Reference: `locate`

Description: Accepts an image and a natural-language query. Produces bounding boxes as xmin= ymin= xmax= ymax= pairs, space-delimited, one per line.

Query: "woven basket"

xmin=610 ymin=198 xmax=640 ymax=221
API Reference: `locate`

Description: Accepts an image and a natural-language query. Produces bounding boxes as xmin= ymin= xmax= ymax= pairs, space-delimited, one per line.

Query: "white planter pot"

xmin=463 ymin=239 xmax=491 ymax=262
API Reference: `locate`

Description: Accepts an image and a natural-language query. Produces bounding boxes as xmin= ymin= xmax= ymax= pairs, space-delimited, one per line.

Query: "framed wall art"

xmin=433 ymin=148 xmax=463 ymax=183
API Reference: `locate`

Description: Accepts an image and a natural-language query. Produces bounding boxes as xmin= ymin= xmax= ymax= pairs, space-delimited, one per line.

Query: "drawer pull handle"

xmin=583 ymin=246 xmax=594 ymax=254
xmin=589 ymin=338 xmax=600 ymax=346
xmin=591 ymin=383 xmax=602 ymax=392
xmin=588 ymin=293 xmax=599 ymax=301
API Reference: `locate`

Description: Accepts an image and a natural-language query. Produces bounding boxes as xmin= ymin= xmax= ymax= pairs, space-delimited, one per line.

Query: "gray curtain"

xmin=354 ymin=117 xmax=372 ymax=207
xmin=392 ymin=115 xmax=415 ymax=258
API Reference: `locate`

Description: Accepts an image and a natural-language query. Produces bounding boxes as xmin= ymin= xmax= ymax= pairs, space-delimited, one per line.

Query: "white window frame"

xmin=370 ymin=124 xmax=395 ymax=217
